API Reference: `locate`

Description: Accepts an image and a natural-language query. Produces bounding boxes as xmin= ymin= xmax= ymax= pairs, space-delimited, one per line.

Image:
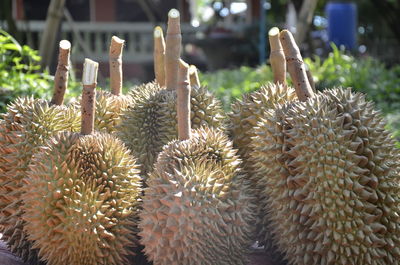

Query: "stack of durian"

xmin=0 ymin=7 xmax=399 ymax=265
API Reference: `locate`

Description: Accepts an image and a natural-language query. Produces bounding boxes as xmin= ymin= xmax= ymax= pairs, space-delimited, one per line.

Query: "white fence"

xmin=13 ymin=21 xmax=202 ymax=63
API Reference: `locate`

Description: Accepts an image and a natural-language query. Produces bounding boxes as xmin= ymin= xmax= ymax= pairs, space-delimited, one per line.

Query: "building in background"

xmin=9 ymin=0 xmax=193 ymax=82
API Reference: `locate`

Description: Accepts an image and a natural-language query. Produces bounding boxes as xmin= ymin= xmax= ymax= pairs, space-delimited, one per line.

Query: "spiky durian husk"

xmin=0 ymin=97 xmax=80 ymax=264
xmin=22 ymin=131 xmax=142 ymax=265
xmin=229 ymin=83 xmax=297 ymax=164
xmin=94 ymin=91 xmax=133 ymax=133
xmin=73 ymin=91 xmax=133 ymax=134
xmin=229 ymin=83 xmax=296 ymax=264
xmin=252 ymin=87 xmax=400 ymax=265
xmin=117 ymin=81 xmax=225 ymax=177
xmin=139 ymin=127 xmax=256 ymax=265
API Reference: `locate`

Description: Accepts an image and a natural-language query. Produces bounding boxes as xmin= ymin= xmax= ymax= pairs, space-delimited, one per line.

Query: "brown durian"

xmin=22 ymin=59 xmax=142 ymax=265
xmin=117 ymin=10 xmax=225 ymax=177
xmin=0 ymin=40 xmax=80 ymax=264
xmin=251 ymin=30 xmax=400 ymax=265
xmin=139 ymin=60 xmax=255 ymax=265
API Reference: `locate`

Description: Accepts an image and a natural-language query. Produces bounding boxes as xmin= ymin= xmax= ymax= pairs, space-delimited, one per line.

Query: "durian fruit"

xmin=228 ymin=27 xmax=295 ymax=264
xmin=0 ymin=40 xmax=80 ymax=264
xmin=139 ymin=60 xmax=256 ymax=265
xmin=251 ymin=29 xmax=400 ymax=265
xmin=229 ymin=27 xmax=294 ymax=184
xmin=93 ymin=36 xmax=133 ymax=133
xmin=22 ymin=59 xmax=142 ymax=265
xmin=117 ymin=9 xmax=225 ymax=177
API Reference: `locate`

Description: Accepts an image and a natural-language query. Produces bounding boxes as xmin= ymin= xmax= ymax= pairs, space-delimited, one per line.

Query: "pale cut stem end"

xmin=268 ymin=27 xmax=282 ymax=51
xmin=177 ymin=59 xmax=191 ymax=140
xmin=81 ymin=58 xmax=98 ymax=135
xmin=268 ymin=27 xmax=286 ymax=85
xmin=165 ymin=8 xmax=182 ymax=91
xmin=51 ymin=40 xmax=71 ymax=105
xmin=279 ymin=30 xmax=314 ymax=101
xmin=189 ymin=65 xmax=200 ymax=87
xmin=169 ymin=9 xmax=180 ymax=19
xmin=154 ymin=26 xmax=163 ymax=38
xmin=109 ymin=36 xmax=125 ymax=96
xmin=154 ymin=26 xmax=166 ymax=87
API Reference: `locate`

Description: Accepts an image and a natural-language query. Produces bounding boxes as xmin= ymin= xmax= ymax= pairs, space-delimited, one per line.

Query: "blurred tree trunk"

xmin=370 ymin=0 xmax=400 ymax=43
xmin=39 ymin=0 xmax=66 ymax=69
xmin=0 ymin=0 xmax=20 ymax=41
xmin=295 ymin=0 xmax=318 ymax=44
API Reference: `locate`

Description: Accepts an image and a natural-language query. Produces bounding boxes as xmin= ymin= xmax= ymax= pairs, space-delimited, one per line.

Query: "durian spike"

xmin=109 ymin=36 xmax=124 ymax=96
xmin=189 ymin=64 xmax=201 ymax=87
xmin=268 ymin=27 xmax=286 ymax=85
xmin=50 ymin=40 xmax=71 ymax=105
xmin=81 ymin=58 xmax=98 ymax=135
xmin=165 ymin=9 xmax=181 ymax=91
xmin=279 ymin=29 xmax=314 ymax=101
xmin=154 ymin=26 xmax=166 ymax=87
xmin=177 ymin=59 xmax=191 ymax=140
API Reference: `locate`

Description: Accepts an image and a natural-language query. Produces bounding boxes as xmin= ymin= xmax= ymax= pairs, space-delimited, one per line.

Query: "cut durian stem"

xmin=268 ymin=27 xmax=286 ymax=85
xmin=109 ymin=36 xmax=125 ymax=96
xmin=50 ymin=40 xmax=71 ymax=106
xmin=154 ymin=26 xmax=166 ymax=87
xmin=177 ymin=59 xmax=191 ymax=140
xmin=81 ymin=58 xmax=98 ymax=135
xmin=279 ymin=30 xmax=314 ymax=101
xmin=305 ymin=63 xmax=316 ymax=92
xmin=165 ymin=8 xmax=181 ymax=91
xmin=189 ymin=64 xmax=201 ymax=87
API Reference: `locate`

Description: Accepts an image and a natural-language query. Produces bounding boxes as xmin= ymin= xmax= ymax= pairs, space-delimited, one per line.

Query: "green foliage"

xmin=0 ymin=30 xmax=53 ymax=111
xmin=200 ymin=65 xmax=273 ymax=110
xmin=305 ymin=44 xmax=400 ymax=114
xmin=305 ymin=44 xmax=400 ymax=143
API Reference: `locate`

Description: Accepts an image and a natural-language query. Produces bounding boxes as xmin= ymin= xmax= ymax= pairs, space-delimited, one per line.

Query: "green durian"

xmin=229 ymin=83 xmax=296 ymax=264
xmin=117 ymin=81 xmax=225 ymax=177
xmin=252 ymin=88 xmax=400 ymax=265
xmin=117 ymin=9 xmax=225 ymax=179
xmin=139 ymin=126 xmax=256 ymax=265
xmin=253 ymin=29 xmax=400 ymax=265
xmin=22 ymin=131 xmax=142 ymax=265
xmin=94 ymin=91 xmax=132 ymax=133
xmin=22 ymin=59 xmax=143 ymax=265
xmin=0 ymin=40 xmax=80 ymax=264
xmin=229 ymin=82 xmax=297 ymax=185
xmin=73 ymin=36 xmax=133 ymax=134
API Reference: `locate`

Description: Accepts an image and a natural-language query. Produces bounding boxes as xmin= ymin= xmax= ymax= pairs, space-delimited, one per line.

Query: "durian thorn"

xmin=51 ymin=40 xmax=71 ymax=106
xmin=165 ymin=8 xmax=182 ymax=91
xmin=189 ymin=65 xmax=200 ymax=88
xmin=154 ymin=26 xmax=166 ymax=87
xmin=279 ymin=29 xmax=314 ymax=101
xmin=81 ymin=58 xmax=98 ymax=135
xmin=268 ymin=27 xmax=286 ymax=86
xmin=109 ymin=36 xmax=125 ymax=96
xmin=177 ymin=59 xmax=191 ymax=140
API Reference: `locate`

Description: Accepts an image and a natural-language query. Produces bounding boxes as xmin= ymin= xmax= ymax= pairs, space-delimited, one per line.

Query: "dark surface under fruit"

xmin=0 ymin=240 xmax=275 ymax=265
xmin=0 ymin=240 xmax=25 ymax=265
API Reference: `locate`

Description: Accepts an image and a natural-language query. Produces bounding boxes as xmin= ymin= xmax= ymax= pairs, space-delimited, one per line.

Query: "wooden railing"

xmin=13 ymin=21 xmax=201 ymax=63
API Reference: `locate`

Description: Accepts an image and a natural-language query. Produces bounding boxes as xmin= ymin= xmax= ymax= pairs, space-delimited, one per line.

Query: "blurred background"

xmin=1 ymin=0 xmax=400 ymax=80
xmin=0 ymin=0 xmax=399 ymax=142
